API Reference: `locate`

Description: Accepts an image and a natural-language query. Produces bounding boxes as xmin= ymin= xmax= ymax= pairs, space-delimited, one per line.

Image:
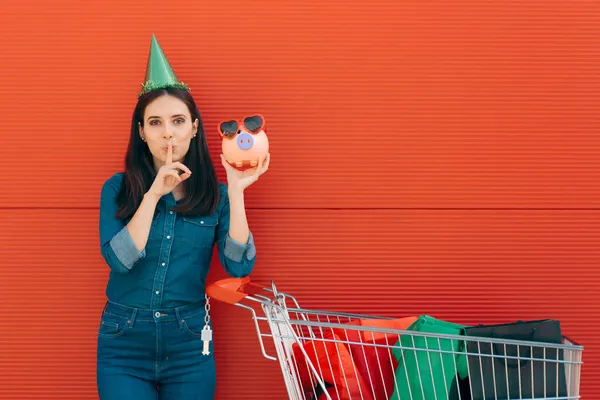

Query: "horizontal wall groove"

xmin=1 ymin=207 xmax=600 ymax=211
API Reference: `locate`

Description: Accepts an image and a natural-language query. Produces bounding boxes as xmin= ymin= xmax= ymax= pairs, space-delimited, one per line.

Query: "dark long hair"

xmin=115 ymin=87 xmax=220 ymax=220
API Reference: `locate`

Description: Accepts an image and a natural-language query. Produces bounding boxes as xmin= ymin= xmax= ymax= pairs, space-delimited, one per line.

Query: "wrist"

xmin=144 ymin=191 xmax=161 ymax=204
xmin=227 ymin=187 xmax=244 ymax=201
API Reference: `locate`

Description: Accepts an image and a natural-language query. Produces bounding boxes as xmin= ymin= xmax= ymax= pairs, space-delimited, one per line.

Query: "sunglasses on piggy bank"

xmin=218 ymin=115 xmax=265 ymax=139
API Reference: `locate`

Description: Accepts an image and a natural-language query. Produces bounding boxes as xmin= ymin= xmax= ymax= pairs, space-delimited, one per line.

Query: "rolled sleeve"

xmin=99 ymin=173 xmax=146 ymax=274
xmin=224 ymin=231 xmax=256 ymax=263
xmin=215 ymin=183 xmax=257 ymax=278
xmin=109 ymin=226 xmax=146 ymax=271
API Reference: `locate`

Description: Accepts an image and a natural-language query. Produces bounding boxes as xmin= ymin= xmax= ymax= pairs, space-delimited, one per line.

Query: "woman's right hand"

xmin=146 ymin=142 xmax=192 ymax=199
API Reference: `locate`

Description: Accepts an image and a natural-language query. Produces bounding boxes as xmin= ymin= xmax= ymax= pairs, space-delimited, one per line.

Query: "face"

xmin=138 ymin=94 xmax=199 ymax=169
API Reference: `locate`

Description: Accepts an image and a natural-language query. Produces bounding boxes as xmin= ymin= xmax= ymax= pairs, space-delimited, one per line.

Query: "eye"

xmin=174 ymin=118 xmax=185 ymax=124
xmin=149 ymin=120 xmax=160 ymax=126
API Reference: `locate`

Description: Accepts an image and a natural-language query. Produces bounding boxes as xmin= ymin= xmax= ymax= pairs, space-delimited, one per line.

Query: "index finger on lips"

xmin=166 ymin=141 xmax=173 ymax=164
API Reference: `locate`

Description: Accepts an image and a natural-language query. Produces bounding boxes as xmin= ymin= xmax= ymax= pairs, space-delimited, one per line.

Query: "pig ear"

xmin=219 ymin=120 xmax=238 ymax=138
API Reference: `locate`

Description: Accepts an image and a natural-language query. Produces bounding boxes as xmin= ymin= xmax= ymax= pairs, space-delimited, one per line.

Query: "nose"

xmin=236 ymin=133 xmax=254 ymax=151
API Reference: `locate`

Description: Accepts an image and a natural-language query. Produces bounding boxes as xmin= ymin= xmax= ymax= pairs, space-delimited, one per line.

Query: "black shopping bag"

xmin=463 ymin=320 xmax=567 ymax=400
xmin=449 ymin=373 xmax=473 ymax=400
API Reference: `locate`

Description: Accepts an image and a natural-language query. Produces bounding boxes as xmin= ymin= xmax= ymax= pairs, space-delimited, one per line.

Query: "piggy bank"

xmin=219 ymin=114 xmax=269 ymax=169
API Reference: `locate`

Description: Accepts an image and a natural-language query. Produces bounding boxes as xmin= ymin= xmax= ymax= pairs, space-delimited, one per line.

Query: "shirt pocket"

xmin=126 ymin=211 xmax=161 ymax=241
xmin=148 ymin=210 xmax=162 ymax=240
xmin=181 ymin=215 xmax=218 ymax=249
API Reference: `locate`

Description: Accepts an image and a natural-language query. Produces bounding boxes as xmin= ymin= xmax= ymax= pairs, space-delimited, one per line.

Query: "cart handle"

xmin=206 ymin=277 xmax=265 ymax=305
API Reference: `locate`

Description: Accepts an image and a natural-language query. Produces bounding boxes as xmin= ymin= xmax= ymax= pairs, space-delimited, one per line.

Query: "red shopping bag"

xmin=332 ymin=317 xmax=418 ymax=399
xmin=292 ymin=329 xmax=374 ymax=400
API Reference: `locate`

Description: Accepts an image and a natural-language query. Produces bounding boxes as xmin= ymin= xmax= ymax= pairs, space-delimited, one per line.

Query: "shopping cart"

xmin=206 ymin=277 xmax=584 ymax=400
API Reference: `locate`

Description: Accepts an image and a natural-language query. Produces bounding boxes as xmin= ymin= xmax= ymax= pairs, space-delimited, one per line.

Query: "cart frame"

xmin=207 ymin=278 xmax=584 ymax=400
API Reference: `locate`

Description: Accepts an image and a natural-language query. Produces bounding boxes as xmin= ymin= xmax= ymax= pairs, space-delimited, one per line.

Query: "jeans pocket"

xmin=98 ymin=312 xmax=129 ymax=338
xmin=180 ymin=311 xmax=209 ymax=338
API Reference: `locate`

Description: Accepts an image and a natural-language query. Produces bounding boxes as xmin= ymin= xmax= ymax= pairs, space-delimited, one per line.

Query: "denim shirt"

xmin=99 ymin=172 xmax=256 ymax=309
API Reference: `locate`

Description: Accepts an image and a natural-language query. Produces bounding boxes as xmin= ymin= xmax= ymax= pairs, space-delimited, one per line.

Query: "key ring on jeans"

xmin=204 ymin=294 xmax=211 ymax=328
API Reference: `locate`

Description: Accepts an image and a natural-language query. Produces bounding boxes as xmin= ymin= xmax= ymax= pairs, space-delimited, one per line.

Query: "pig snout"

xmin=236 ymin=133 xmax=254 ymax=151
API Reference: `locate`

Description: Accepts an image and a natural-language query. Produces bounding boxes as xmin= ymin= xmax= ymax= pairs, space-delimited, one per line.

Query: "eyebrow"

xmin=147 ymin=114 xmax=187 ymax=120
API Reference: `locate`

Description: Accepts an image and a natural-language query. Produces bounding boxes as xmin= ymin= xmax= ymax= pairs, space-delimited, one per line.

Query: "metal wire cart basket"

xmin=207 ymin=277 xmax=583 ymax=400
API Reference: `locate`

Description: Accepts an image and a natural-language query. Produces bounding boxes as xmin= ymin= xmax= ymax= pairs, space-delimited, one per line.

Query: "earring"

xmin=138 ymin=122 xmax=145 ymax=141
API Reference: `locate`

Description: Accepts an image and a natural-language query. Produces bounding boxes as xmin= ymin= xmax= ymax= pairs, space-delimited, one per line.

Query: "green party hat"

xmin=139 ymin=34 xmax=189 ymax=96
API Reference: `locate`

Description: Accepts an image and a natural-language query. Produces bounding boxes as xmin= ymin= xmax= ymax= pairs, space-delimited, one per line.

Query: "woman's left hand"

xmin=220 ymin=153 xmax=270 ymax=193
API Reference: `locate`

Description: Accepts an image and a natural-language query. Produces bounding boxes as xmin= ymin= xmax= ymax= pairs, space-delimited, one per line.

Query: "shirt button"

xmin=200 ymin=220 xmax=204 ymax=225
xmin=170 ymin=211 xmax=173 ymax=215
xmin=156 ymin=290 xmax=160 ymax=294
xmin=166 ymin=235 xmax=171 ymax=239
xmin=162 ymin=262 xmax=166 ymax=266
xmin=155 ymin=312 xmax=160 ymax=318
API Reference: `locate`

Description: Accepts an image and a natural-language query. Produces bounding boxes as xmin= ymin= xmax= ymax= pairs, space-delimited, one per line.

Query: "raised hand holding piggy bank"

xmin=219 ymin=114 xmax=269 ymax=170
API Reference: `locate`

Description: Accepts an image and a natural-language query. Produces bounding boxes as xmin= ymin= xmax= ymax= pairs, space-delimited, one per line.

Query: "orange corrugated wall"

xmin=0 ymin=0 xmax=598 ymax=398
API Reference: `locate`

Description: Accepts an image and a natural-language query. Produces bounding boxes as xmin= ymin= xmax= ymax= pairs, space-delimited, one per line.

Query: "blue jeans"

xmin=96 ymin=300 xmax=216 ymax=399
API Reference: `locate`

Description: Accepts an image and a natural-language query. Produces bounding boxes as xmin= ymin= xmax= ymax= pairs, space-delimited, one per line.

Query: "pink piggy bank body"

xmin=219 ymin=114 xmax=269 ymax=169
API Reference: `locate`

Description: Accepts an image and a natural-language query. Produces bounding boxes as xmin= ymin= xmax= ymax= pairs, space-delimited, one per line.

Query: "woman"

xmin=96 ymin=35 xmax=269 ymax=399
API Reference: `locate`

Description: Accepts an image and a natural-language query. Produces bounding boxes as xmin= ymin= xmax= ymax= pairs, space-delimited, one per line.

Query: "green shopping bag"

xmin=390 ymin=315 xmax=470 ymax=400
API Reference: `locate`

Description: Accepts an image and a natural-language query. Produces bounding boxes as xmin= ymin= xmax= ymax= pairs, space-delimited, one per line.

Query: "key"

xmin=201 ymin=325 xmax=212 ymax=355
